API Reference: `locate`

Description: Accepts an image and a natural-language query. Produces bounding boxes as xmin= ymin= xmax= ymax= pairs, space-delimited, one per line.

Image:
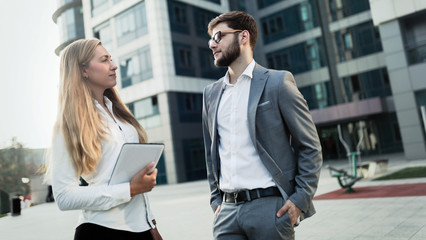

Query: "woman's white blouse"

xmin=51 ymin=97 xmax=155 ymax=232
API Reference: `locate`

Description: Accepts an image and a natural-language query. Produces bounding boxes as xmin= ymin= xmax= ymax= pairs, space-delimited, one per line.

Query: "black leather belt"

xmin=223 ymin=187 xmax=281 ymax=204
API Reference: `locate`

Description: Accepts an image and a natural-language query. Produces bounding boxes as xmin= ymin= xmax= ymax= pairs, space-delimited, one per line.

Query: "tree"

xmin=0 ymin=138 xmax=38 ymax=196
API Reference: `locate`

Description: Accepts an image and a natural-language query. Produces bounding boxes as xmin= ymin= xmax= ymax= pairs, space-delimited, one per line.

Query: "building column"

xmin=146 ymin=0 xmax=178 ymax=183
xmin=379 ymin=20 xmax=426 ymax=159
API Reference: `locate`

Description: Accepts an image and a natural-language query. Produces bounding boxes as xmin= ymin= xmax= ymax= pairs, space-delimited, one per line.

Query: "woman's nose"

xmin=111 ymin=61 xmax=118 ymax=70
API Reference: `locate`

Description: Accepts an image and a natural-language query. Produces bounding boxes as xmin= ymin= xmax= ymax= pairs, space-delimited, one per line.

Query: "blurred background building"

xmin=52 ymin=0 xmax=426 ymax=184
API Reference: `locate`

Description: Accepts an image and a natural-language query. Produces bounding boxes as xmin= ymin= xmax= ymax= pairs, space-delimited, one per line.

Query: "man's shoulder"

xmin=204 ymin=77 xmax=224 ymax=93
xmin=254 ymin=63 xmax=292 ymax=79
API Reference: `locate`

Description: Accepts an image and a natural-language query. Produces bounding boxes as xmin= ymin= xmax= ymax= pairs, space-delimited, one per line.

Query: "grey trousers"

xmin=213 ymin=196 xmax=295 ymax=240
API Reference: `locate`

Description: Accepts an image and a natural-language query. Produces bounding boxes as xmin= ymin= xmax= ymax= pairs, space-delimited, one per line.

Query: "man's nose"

xmin=208 ymin=40 xmax=217 ymax=49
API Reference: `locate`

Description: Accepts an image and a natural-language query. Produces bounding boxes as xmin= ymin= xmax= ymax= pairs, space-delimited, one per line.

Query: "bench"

xmin=359 ymin=159 xmax=388 ymax=178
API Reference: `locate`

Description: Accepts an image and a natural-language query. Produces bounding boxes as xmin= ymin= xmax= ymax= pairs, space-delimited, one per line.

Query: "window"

xmin=182 ymin=139 xmax=206 ymax=181
xmin=300 ymin=4 xmax=310 ymax=22
xmin=91 ymin=0 xmax=109 ymax=17
xmin=177 ymin=93 xmax=203 ymax=122
xmin=128 ymin=96 xmax=161 ymax=129
xmin=116 ymin=2 xmax=148 ymax=46
xmin=57 ymin=0 xmax=74 ymax=6
xmin=402 ymin=11 xmax=426 ymax=65
xmin=94 ymin=23 xmax=112 ymax=52
xmin=306 ymin=40 xmax=320 ymax=70
xmin=343 ymin=33 xmax=353 ymax=49
xmin=343 ymin=68 xmax=391 ymax=102
xmin=194 ymin=9 xmax=217 ymax=37
xmin=120 ymin=46 xmax=153 ymax=88
xmin=57 ymin=6 xmax=85 ymax=44
xmin=266 ymin=38 xmax=325 ymax=74
xmin=261 ymin=0 xmax=319 ymax=44
xmin=257 ymin=0 xmax=282 ymax=9
xmin=328 ymin=0 xmax=370 ymax=21
xmin=168 ymin=0 xmax=189 ymax=34
xmin=199 ymin=48 xmax=227 ymax=79
xmin=334 ymin=21 xmax=382 ymax=62
xmin=173 ymin=43 xmax=195 ymax=76
xmin=299 ymin=82 xmax=332 ymax=110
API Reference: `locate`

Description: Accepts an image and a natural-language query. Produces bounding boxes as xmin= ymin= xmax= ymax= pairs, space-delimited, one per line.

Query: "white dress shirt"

xmin=217 ymin=60 xmax=276 ymax=192
xmin=51 ymin=96 xmax=155 ymax=232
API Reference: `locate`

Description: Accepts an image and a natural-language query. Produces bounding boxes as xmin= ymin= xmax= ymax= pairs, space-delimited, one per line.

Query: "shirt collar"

xmin=94 ymin=96 xmax=114 ymax=113
xmin=223 ymin=59 xmax=256 ymax=85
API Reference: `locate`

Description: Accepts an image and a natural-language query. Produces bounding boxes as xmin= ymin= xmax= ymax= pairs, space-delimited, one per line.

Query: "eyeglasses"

xmin=209 ymin=30 xmax=243 ymax=45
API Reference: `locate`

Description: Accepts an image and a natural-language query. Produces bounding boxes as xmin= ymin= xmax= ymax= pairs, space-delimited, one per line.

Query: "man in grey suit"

xmin=202 ymin=11 xmax=323 ymax=239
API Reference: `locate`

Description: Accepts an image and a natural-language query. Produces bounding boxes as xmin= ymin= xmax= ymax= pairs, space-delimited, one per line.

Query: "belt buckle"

xmin=234 ymin=192 xmax=244 ymax=204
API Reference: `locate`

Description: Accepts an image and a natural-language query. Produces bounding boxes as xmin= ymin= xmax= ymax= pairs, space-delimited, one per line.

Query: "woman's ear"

xmin=81 ymin=66 xmax=89 ymax=79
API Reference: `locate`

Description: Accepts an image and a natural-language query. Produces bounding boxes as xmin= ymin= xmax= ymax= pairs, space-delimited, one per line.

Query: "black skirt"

xmin=74 ymin=223 xmax=153 ymax=240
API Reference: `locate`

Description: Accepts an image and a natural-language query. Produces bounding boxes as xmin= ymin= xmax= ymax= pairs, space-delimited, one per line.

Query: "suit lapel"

xmin=247 ymin=64 xmax=269 ymax=147
xmin=210 ymin=80 xmax=226 ymax=177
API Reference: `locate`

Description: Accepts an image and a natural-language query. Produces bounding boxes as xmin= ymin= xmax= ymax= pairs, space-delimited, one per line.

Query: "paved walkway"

xmin=1 ymin=153 xmax=426 ymax=239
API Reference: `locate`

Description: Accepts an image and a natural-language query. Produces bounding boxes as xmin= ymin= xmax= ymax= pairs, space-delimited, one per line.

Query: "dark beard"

xmin=215 ymin=36 xmax=240 ymax=67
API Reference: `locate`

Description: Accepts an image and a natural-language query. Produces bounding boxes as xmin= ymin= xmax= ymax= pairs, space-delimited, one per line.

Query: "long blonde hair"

xmin=53 ymin=38 xmax=148 ymax=176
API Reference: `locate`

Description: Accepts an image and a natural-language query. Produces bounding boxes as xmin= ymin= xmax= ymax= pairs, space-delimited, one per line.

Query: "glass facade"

xmin=91 ymin=0 xmax=109 ymax=17
xmin=173 ymin=42 xmax=195 ymax=77
xmin=168 ymin=0 xmax=225 ymax=79
xmin=194 ymin=8 xmax=218 ymax=39
xmin=342 ymin=68 xmax=391 ymax=102
xmin=328 ymin=0 xmax=370 ymax=22
xmin=318 ymin=114 xmax=402 ymax=160
xmin=205 ymin=0 xmax=220 ymax=3
xmin=260 ymin=0 xmax=319 ymax=44
xmin=93 ymin=22 xmax=112 ymax=52
xmin=177 ymin=93 xmax=203 ymax=123
xmin=120 ymin=46 xmax=153 ymax=88
xmin=182 ymin=138 xmax=206 ymax=181
xmin=266 ymin=37 xmax=326 ymax=74
xmin=57 ymin=6 xmax=85 ymax=44
xmin=334 ymin=21 xmax=382 ymax=62
xmin=116 ymin=1 xmax=148 ymax=46
xmin=402 ymin=11 xmax=426 ymax=65
xmin=415 ymin=90 xmax=426 ymax=141
xmin=168 ymin=0 xmax=189 ymax=34
xmin=257 ymin=0 xmax=282 ymax=9
xmin=199 ymin=48 xmax=227 ymax=79
xmin=57 ymin=0 xmax=74 ymax=6
xmin=156 ymin=155 xmax=168 ymax=185
xmin=299 ymin=82 xmax=333 ymax=110
xmin=127 ymin=96 xmax=161 ymax=129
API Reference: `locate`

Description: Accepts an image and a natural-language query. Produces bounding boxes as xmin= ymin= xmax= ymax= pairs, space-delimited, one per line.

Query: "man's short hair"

xmin=208 ymin=11 xmax=258 ymax=50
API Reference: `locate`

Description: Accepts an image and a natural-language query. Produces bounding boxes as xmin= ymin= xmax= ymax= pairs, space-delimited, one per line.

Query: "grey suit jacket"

xmin=202 ymin=64 xmax=322 ymax=220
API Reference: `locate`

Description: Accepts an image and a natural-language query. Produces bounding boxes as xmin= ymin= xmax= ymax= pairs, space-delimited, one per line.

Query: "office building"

xmin=53 ymin=0 xmax=86 ymax=55
xmin=54 ymin=0 xmax=426 ymax=184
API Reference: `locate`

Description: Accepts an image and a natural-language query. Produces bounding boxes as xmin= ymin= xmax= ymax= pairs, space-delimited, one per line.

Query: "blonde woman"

xmin=47 ymin=39 xmax=158 ymax=240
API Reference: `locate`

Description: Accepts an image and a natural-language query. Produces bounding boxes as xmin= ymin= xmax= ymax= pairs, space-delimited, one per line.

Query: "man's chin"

xmin=214 ymin=59 xmax=229 ymax=67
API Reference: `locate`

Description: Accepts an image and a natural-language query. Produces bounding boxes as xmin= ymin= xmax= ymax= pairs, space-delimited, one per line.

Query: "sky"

xmin=0 ymin=1 xmax=60 ymax=149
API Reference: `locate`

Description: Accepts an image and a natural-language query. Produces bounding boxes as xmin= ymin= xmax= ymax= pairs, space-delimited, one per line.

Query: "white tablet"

xmin=108 ymin=143 xmax=164 ymax=185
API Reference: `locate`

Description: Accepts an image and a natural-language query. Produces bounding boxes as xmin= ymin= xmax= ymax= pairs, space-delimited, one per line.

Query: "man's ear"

xmin=240 ymin=30 xmax=250 ymax=46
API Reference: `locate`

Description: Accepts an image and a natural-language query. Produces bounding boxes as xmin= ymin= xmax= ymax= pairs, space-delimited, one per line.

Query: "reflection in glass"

xmin=91 ymin=0 xmax=109 ymax=17
xmin=94 ymin=23 xmax=112 ymax=52
xmin=120 ymin=46 xmax=153 ymax=88
xmin=128 ymin=96 xmax=160 ymax=129
xmin=116 ymin=2 xmax=148 ymax=46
